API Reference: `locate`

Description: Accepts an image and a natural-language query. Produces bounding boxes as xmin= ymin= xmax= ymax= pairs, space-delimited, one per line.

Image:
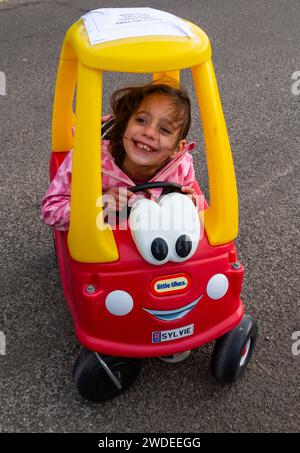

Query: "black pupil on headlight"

xmin=151 ymin=238 xmax=168 ymax=261
xmin=176 ymin=235 xmax=192 ymax=258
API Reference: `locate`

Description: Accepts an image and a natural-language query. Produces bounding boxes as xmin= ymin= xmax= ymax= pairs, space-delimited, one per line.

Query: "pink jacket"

xmin=41 ymin=138 xmax=196 ymax=231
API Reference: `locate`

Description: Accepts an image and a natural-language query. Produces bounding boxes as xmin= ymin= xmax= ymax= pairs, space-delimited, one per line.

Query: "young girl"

xmin=41 ymin=80 xmax=197 ymax=231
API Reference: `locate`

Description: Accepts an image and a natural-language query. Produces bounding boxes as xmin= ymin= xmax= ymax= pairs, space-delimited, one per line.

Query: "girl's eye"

xmin=136 ymin=117 xmax=146 ymax=124
xmin=161 ymin=127 xmax=172 ymax=135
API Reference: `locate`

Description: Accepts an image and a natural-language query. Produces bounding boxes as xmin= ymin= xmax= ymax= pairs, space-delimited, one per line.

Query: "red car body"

xmin=51 ymin=152 xmax=244 ymax=358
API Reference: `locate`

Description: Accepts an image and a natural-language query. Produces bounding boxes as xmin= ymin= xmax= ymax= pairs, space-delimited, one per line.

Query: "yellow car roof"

xmin=62 ymin=19 xmax=211 ymax=72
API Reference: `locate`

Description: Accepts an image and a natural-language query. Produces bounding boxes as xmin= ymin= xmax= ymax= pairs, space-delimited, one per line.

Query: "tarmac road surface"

xmin=0 ymin=0 xmax=299 ymax=433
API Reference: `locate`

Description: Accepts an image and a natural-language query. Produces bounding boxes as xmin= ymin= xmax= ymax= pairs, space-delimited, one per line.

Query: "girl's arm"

xmin=40 ymin=151 xmax=73 ymax=231
xmin=41 ymin=117 xmax=116 ymax=231
xmin=40 ymin=149 xmax=132 ymax=230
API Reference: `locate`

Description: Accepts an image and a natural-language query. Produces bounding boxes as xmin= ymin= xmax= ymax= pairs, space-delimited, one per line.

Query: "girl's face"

xmin=122 ymin=93 xmax=186 ymax=178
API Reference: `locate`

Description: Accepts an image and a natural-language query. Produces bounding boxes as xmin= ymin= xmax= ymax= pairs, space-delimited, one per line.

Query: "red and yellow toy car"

xmin=50 ymin=8 xmax=258 ymax=401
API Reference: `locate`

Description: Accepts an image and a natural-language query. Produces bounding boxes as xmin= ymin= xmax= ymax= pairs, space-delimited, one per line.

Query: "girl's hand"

xmin=181 ymin=186 xmax=198 ymax=208
xmin=104 ymin=187 xmax=134 ymax=212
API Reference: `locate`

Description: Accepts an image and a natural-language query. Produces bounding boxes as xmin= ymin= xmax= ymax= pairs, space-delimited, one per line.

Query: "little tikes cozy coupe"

xmin=49 ymin=8 xmax=258 ymax=401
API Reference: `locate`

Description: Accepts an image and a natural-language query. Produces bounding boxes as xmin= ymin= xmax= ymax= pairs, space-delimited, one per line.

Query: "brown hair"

xmin=108 ymin=80 xmax=192 ymax=167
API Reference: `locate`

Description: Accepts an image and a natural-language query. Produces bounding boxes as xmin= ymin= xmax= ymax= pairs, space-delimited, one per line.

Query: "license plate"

xmin=152 ymin=324 xmax=194 ymax=343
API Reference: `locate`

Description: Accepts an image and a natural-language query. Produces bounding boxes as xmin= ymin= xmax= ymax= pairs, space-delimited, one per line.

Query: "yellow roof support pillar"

xmin=192 ymin=60 xmax=238 ymax=245
xmin=67 ymin=62 xmax=119 ymax=263
xmin=153 ymin=71 xmax=180 ymax=85
xmin=52 ymin=56 xmax=77 ymax=152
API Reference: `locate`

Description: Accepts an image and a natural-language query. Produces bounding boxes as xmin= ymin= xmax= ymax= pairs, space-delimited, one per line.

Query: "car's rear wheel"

xmin=73 ymin=348 xmax=143 ymax=402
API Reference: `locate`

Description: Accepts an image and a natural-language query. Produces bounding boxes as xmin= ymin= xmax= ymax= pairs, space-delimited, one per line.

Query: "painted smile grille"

xmin=143 ymin=296 xmax=202 ymax=321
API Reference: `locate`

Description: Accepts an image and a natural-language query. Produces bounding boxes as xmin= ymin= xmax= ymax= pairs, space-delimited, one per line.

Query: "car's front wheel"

xmin=211 ymin=314 xmax=258 ymax=382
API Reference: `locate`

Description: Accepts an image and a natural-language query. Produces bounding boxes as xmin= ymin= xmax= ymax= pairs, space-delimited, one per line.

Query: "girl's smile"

xmin=133 ymin=140 xmax=158 ymax=153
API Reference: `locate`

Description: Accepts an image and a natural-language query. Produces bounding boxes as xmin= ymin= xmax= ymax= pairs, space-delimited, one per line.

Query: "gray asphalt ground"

xmin=0 ymin=0 xmax=299 ymax=433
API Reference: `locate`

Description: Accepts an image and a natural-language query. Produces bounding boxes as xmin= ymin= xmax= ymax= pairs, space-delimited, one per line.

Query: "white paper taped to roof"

xmin=82 ymin=7 xmax=193 ymax=45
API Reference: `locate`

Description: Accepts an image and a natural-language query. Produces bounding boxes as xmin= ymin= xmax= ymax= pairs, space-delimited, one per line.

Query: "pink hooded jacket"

xmin=41 ymin=133 xmax=196 ymax=231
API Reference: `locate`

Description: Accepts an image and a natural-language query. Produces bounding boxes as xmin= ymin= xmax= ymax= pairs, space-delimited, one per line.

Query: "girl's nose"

xmin=143 ymin=124 xmax=158 ymax=140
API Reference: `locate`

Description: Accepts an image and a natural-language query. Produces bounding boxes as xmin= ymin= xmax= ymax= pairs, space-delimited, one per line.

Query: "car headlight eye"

xmin=129 ymin=194 xmax=201 ymax=265
xmin=151 ymin=237 xmax=168 ymax=261
xmin=175 ymin=234 xmax=192 ymax=258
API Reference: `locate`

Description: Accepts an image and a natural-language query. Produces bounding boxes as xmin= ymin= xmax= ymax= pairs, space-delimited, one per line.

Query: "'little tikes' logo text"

xmin=151 ymin=273 xmax=191 ymax=296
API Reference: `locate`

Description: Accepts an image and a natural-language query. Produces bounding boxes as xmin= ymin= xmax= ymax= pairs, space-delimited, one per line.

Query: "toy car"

xmin=49 ymin=8 xmax=258 ymax=402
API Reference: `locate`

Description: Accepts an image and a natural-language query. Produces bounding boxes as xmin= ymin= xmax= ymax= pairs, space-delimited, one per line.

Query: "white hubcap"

xmin=240 ymin=339 xmax=251 ymax=367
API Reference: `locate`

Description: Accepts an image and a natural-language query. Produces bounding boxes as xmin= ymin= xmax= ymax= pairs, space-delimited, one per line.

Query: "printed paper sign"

xmin=82 ymin=7 xmax=192 ymax=45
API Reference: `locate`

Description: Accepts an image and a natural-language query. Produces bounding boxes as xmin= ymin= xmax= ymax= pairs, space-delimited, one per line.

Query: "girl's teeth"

xmin=137 ymin=142 xmax=152 ymax=152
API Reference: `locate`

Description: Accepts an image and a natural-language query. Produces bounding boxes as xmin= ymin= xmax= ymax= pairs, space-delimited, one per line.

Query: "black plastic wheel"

xmin=73 ymin=348 xmax=143 ymax=402
xmin=211 ymin=314 xmax=258 ymax=383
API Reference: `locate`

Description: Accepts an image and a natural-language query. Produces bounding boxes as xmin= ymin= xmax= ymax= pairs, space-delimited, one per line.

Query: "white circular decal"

xmin=206 ymin=274 xmax=229 ymax=300
xmin=105 ymin=290 xmax=134 ymax=316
